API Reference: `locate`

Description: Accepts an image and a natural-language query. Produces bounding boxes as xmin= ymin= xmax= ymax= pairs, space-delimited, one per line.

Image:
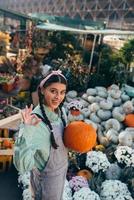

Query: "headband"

xmin=39 ymin=70 xmax=67 ymax=88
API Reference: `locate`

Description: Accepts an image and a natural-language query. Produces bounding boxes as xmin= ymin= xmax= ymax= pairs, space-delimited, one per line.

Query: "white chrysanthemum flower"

xmin=115 ymin=194 xmax=133 ymax=200
xmin=18 ymin=172 xmax=31 ymax=200
xmin=62 ymin=179 xmax=73 ymax=200
xmin=69 ymin=176 xmax=89 ymax=192
xmin=100 ymin=180 xmax=133 ymax=200
xmin=22 ymin=188 xmax=31 ymax=200
xmin=73 ymin=187 xmax=100 ymax=200
xmin=115 ymin=146 xmax=134 ymax=167
xmin=18 ymin=171 xmax=31 ymax=188
xmin=86 ymin=151 xmax=110 ymax=173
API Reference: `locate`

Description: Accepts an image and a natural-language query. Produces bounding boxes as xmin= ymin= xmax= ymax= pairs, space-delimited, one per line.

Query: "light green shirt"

xmin=13 ymin=105 xmax=64 ymax=173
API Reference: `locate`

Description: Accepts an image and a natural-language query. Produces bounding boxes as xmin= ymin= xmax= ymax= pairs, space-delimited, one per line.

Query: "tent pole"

xmin=88 ymin=34 xmax=97 ymax=72
xmin=83 ymin=34 xmax=87 ymax=46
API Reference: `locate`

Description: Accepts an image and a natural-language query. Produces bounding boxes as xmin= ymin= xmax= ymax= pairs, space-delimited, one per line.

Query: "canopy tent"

xmin=36 ymin=23 xmax=134 ymax=35
xmin=29 ymin=13 xmax=134 ymax=35
xmin=30 ymin=13 xmax=134 ymax=71
xmin=35 ymin=20 xmax=134 ymax=70
xmin=29 ymin=13 xmax=104 ymax=31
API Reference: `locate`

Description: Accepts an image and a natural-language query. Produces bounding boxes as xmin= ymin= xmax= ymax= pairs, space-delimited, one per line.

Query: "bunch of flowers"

xmin=22 ymin=188 xmax=32 ymax=200
xmin=114 ymin=146 xmax=134 ymax=167
xmin=73 ymin=187 xmax=100 ymax=200
xmin=69 ymin=176 xmax=89 ymax=192
xmin=100 ymin=180 xmax=133 ymax=200
xmin=62 ymin=180 xmax=72 ymax=200
xmin=18 ymin=172 xmax=31 ymax=200
xmin=115 ymin=195 xmax=134 ymax=200
xmin=86 ymin=151 xmax=110 ymax=173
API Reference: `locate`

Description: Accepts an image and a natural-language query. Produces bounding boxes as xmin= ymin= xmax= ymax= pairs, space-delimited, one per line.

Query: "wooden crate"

xmin=0 ymin=105 xmax=22 ymax=130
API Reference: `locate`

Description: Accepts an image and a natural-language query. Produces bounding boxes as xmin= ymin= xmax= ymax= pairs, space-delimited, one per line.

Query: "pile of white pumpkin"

xmin=18 ymin=84 xmax=134 ymax=200
xmin=65 ymin=84 xmax=134 ymax=148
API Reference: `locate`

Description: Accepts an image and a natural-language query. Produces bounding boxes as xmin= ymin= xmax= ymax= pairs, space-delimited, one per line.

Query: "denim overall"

xmin=30 ymin=122 xmax=68 ymax=200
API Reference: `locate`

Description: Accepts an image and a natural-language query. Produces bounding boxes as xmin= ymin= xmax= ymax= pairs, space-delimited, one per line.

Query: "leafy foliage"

xmin=119 ymin=39 xmax=134 ymax=67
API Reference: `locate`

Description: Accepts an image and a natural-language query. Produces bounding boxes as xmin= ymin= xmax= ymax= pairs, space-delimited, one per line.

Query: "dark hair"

xmin=42 ymin=73 xmax=67 ymax=89
xmin=38 ymin=73 xmax=67 ymax=149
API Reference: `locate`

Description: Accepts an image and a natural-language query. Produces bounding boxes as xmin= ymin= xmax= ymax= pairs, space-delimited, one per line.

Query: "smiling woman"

xmin=42 ymin=82 xmax=66 ymax=112
xmin=13 ymin=70 xmax=68 ymax=200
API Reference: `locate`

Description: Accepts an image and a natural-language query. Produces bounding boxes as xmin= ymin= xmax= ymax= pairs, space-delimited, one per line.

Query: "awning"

xmin=30 ymin=13 xmax=134 ymax=36
xmin=36 ymin=23 xmax=96 ymax=33
xmin=29 ymin=13 xmax=104 ymax=30
xmin=36 ymin=23 xmax=134 ymax=35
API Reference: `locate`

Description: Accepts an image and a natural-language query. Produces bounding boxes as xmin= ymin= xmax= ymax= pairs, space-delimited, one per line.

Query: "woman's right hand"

xmin=21 ymin=104 xmax=41 ymax=126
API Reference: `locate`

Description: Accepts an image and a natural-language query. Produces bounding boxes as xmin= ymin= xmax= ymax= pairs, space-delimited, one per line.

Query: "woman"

xmin=13 ymin=70 xmax=68 ymax=200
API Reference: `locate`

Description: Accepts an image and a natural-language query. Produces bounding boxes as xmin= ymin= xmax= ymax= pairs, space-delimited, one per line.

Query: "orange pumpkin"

xmin=77 ymin=169 xmax=93 ymax=180
xmin=64 ymin=121 xmax=97 ymax=153
xmin=3 ymin=139 xmax=12 ymax=149
xmin=124 ymin=114 xmax=134 ymax=127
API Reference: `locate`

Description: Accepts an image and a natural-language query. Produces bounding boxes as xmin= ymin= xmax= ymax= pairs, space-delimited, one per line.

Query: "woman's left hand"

xmin=21 ymin=104 xmax=41 ymax=126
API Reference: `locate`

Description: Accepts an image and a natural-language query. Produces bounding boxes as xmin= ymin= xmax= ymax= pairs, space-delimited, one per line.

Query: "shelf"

xmin=0 ymin=105 xmax=22 ymax=130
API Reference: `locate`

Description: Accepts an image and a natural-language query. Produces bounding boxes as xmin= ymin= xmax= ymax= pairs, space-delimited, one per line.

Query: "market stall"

xmin=0 ymin=14 xmax=134 ymax=200
xmin=0 ymin=30 xmax=22 ymax=173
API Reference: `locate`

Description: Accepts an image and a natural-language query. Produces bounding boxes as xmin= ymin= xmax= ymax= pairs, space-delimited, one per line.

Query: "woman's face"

xmin=42 ymin=82 xmax=66 ymax=111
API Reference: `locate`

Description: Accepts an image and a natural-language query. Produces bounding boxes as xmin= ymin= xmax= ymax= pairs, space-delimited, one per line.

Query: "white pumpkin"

xmin=109 ymin=84 xmax=120 ymax=90
xmin=122 ymin=100 xmax=134 ymax=114
xmin=86 ymin=88 xmax=97 ymax=96
xmin=95 ymin=86 xmax=107 ymax=92
xmin=89 ymin=103 xmax=100 ymax=113
xmin=81 ymin=93 xmax=88 ymax=100
xmin=112 ymin=107 xmax=125 ymax=122
xmin=125 ymin=128 xmax=134 ymax=140
xmin=100 ymin=100 xmax=113 ymax=110
xmin=121 ymin=93 xmax=130 ymax=102
xmin=90 ymin=113 xmax=101 ymax=123
xmin=105 ymin=118 xmax=121 ymax=131
xmin=97 ymin=125 xmax=109 ymax=146
xmin=97 ymin=91 xmax=108 ymax=98
xmin=107 ymin=96 xmax=122 ymax=107
xmin=118 ymin=130 xmax=133 ymax=147
xmin=67 ymin=90 xmax=77 ymax=98
xmin=126 ymin=127 xmax=134 ymax=132
xmin=108 ymin=89 xmax=122 ymax=99
xmin=87 ymin=96 xmax=96 ymax=104
xmin=105 ymin=128 xmax=119 ymax=144
xmin=97 ymin=110 xmax=112 ymax=121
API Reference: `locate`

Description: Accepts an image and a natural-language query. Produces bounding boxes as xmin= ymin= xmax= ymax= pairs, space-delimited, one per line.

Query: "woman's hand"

xmin=21 ymin=104 xmax=41 ymax=126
